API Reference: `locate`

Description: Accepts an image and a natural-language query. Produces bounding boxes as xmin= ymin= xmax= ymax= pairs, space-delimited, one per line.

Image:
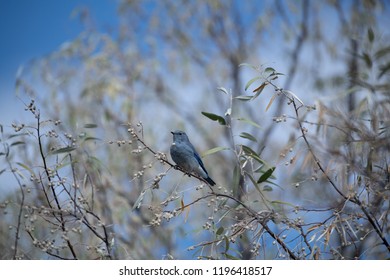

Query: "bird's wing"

xmin=185 ymin=140 xmax=210 ymax=175
xmin=193 ymin=151 xmax=209 ymax=175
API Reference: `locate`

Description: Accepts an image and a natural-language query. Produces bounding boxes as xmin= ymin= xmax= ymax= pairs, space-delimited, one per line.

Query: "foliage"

xmin=1 ymin=0 xmax=390 ymax=259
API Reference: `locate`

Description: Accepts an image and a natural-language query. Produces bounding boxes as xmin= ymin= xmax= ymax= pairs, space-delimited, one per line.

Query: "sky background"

xmin=0 ymin=0 xmax=118 ymax=124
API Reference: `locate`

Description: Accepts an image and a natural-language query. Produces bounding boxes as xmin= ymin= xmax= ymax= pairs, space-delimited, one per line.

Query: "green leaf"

xmin=217 ymin=87 xmax=229 ymax=95
xmin=7 ymin=133 xmax=29 ymax=139
xmin=16 ymin=162 xmax=34 ymax=176
xmin=202 ymin=146 xmax=230 ymax=157
xmin=236 ymin=117 xmax=261 ymax=128
xmin=14 ymin=168 xmax=26 ymax=180
xmin=132 ymin=189 xmax=146 ymax=210
xmin=263 ymin=185 xmax=273 ymax=191
xmin=375 ymin=46 xmax=390 ymax=59
xmin=239 ymin=132 xmax=257 ymax=142
xmin=224 ymin=235 xmax=230 ymax=252
xmin=51 ymin=146 xmax=77 ymax=154
xmin=264 ymin=67 xmax=275 ymax=73
xmin=216 ymin=226 xmax=224 ymax=235
xmin=82 ymin=136 xmax=102 ymax=142
xmin=367 ymin=28 xmax=375 ymax=43
xmin=282 ymin=90 xmax=304 ymax=106
xmin=362 ymin=52 xmax=372 ymax=68
xmin=239 ymin=63 xmax=257 ymax=69
xmin=10 ymin=141 xmax=25 ymax=147
xmin=257 ymin=167 xmax=276 ymax=183
xmin=232 ymin=165 xmax=241 ymax=197
xmin=84 ymin=123 xmax=98 ymax=128
xmin=244 ymin=76 xmax=261 ymax=91
xmin=241 ymin=145 xmax=264 ymax=164
xmin=241 ymin=145 xmax=257 ymax=156
xmin=201 ymin=112 xmax=226 ymax=125
xmin=234 ymin=95 xmax=253 ymax=101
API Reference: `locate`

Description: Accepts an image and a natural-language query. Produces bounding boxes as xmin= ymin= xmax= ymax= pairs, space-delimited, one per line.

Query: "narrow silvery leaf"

xmin=283 ymin=90 xmax=304 ymax=106
xmin=217 ymin=87 xmax=229 ymax=95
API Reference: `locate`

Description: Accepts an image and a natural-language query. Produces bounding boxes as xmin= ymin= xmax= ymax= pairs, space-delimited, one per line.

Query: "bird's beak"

xmin=171 ymin=131 xmax=174 ymax=135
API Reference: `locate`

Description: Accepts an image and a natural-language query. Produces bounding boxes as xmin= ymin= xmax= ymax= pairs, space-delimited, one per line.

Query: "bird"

xmin=170 ymin=130 xmax=216 ymax=186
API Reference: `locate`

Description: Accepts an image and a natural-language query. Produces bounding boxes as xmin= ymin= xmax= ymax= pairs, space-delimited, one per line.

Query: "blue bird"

xmin=170 ymin=130 xmax=216 ymax=186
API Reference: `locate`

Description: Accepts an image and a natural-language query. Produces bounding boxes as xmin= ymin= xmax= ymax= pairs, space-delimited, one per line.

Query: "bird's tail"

xmin=205 ymin=176 xmax=216 ymax=186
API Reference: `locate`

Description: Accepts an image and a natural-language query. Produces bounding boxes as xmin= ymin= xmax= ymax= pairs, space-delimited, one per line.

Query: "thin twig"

xmin=6 ymin=155 xmax=25 ymax=259
xmin=36 ymin=112 xmax=78 ymax=259
xmin=289 ymin=91 xmax=390 ymax=252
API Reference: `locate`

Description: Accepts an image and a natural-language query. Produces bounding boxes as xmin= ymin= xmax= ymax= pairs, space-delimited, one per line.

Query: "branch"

xmin=128 ymin=124 xmax=213 ymax=188
xmin=289 ymin=93 xmax=390 ymax=253
xmin=214 ymin=193 xmax=298 ymax=260
xmin=5 ymin=153 xmax=25 ymax=260
xmin=36 ymin=112 xmax=78 ymax=259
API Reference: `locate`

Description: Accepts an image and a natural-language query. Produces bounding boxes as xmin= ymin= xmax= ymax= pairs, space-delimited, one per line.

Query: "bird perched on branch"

xmin=170 ymin=130 xmax=216 ymax=186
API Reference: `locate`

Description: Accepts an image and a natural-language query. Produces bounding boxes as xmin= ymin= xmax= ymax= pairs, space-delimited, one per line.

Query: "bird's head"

xmin=171 ymin=130 xmax=189 ymax=142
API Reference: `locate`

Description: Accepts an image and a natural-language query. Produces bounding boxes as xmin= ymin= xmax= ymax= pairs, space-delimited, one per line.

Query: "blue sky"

xmin=0 ymin=0 xmax=118 ymax=123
